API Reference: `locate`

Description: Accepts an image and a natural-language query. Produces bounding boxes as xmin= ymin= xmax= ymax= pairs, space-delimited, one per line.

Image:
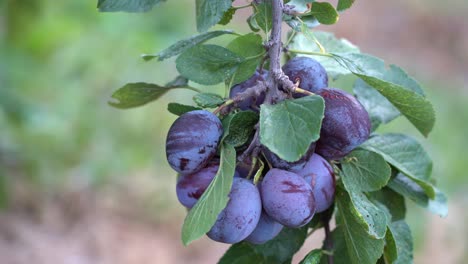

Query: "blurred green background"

xmin=1 ymin=0 xmax=467 ymax=263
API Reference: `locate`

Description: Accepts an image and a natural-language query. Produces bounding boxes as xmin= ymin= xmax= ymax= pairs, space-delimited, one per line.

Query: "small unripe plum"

xmin=207 ymin=178 xmax=262 ymax=244
xmin=292 ymin=154 xmax=335 ymax=213
xmin=166 ymin=110 xmax=223 ymax=174
xmin=245 ymin=211 xmax=284 ymax=244
xmin=282 ymin=57 xmax=328 ymax=97
xmin=262 ymin=143 xmax=315 ymax=171
xmin=229 ymin=70 xmax=268 ymax=111
xmin=315 ymin=88 xmax=371 ymax=160
xmin=261 ymin=169 xmax=316 ymax=228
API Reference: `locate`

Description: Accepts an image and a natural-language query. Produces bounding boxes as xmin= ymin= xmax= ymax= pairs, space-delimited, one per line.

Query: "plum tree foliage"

xmin=100 ymin=0 xmax=447 ymax=263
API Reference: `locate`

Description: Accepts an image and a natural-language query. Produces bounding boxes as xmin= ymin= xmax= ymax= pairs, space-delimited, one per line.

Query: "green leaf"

xmin=368 ymin=188 xmax=406 ymax=222
xmin=253 ymin=2 xmax=273 ymax=33
xmin=355 ymin=73 xmax=434 ymax=137
xmin=285 ymin=16 xmax=320 ymax=32
xmin=181 ymin=143 xmax=236 ymax=245
xmin=388 ymin=173 xmax=448 ymax=217
xmin=222 ymin=111 xmax=259 ymax=147
xmin=196 ymin=0 xmax=232 ymax=32
xmin=336 ymin=0 xmax=355 ymax=11
xmin=227 ymin=33 xmax=265 ymax=85
xmin=328 ymin=227 xmax=351 ymax=264
xmin=227 ymin=33 xmax=264 ymax=62
xmin=176 ymin=44 xmax=243 ymax=85
xmin=309 ymin=2 xmax=339 ymax=25
xmin=300 ymin=249 xmax=323 ymax=264
xmin=386 ymin=220 xmax=414 ymax=264
xmin=97 ymin=0 xmax=164 ymax=12
xmin=289 ymin=31 xmax=359 ymax=79
xmin=218 ymin=7 xmax=236 ymax=25
xmin=219 ymin=227 xmax=308 ymax=264
xmin=259 ymin=96 xmax=324 ymax=162
xmin=347 ymin=191 xmax=389 ymax=239
xmin=218 ymin=243 xmax=268 ymax=264
xmin=335 ymin=186 xmax=385 ymax=264
xmin=331 ymin=53 xmax=435 ymax=136
xmin=193 ymin=93 xmax=225 ymax=108
xmin=141 ymin=30 xmax=235 ymax=61
xmin=167 ymin=103 xmax=201 ymax=116
xmin=341 ymin=149 xmax=391 ymax=192
xmin=0 ymin=171 xmax=7 ymax=209
xmin=247 ymin=14 xmax=261 ymax=32
xmin=286 ymin=0 xmax=313 ymax=12
xmin=361 ymin=133 xmax=434 ymax=198
xmin=354 ymin=78 xmax=400 ymax=130
xmin=383 ymin=227 xmax=398 ymax=264
xmin=108 ymin=76 xmax=191 ymax=109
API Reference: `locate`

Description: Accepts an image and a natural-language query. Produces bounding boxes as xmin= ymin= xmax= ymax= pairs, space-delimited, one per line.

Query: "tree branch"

xmin=264 ymin=0 xmax=297 ymax=104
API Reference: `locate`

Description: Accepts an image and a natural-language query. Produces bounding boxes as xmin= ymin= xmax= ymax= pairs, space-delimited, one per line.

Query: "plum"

xmin=245 ymin=211 xmax=284 ymax=244
xmin=207 ymin=178 xmax=262 ymax=244
xmin=282 ymin=57 xmax=328 ymax=97
xmin=292 ymin=154 xmax=335 ymax=212
xmin=176 ymin=163 xmax=218 ymax=208
xmin=166 ymin=110 xmax=223 ymax=174
xmin=261 ymin=169 xmax=316 ymax=228
xmin=315 ymin=88 xmax=371 ymax=160
xmin=229 ymin=69 xmax=268 ymax=111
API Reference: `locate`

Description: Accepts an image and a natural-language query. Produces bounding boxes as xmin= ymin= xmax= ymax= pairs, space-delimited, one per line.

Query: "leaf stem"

xmin=233 ymin=3 xmax=252 ymax=10
xmin=287 ymin=49 xmax=333 ymax=57
xmin=213 ymin=99 xmax=234 ymax=115
xmin=284 ymin=29 xmax=297 ymax=47
xmin=244 ymin=51 xmax=267 ymax=61
xmin=183 ymin=86 xmax=202 ymax=93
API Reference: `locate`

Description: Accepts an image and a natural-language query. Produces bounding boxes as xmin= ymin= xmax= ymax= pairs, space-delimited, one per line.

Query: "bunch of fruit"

xmin=165 ymin=57 xmax=371 ymax=244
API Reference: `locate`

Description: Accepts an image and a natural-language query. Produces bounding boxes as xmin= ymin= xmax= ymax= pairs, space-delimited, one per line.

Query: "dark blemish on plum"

xmin=188 ymin=188 xmax=205 ymax=199
xmin=281 ymin=181 xmax=306 ymax=193
xmin=198 ymin=147 xmax=206 ymax=154
xmin=179 ymin=158 xmax=189 ymax=171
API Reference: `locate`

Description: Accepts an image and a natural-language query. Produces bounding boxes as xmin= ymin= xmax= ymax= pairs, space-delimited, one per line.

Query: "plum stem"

xmin=294 ymin=87 xmax=315 ymax=96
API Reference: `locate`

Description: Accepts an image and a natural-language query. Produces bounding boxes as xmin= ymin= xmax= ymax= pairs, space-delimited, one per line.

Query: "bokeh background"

xmin=1 ymin=0 xmax=467 ymax=263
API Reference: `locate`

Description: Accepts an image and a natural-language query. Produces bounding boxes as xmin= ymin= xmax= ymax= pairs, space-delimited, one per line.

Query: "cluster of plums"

xmin=166 ymin=57 xmax=371 ymax=244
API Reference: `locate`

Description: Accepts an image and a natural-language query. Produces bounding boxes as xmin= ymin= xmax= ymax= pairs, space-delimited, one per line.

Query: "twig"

xmin=323 ymin=217 xmax=334 ymax=264
xmin=264 ymin=0 xmax=298 ymax=103
xmin=214 ymin=81 xmax=267 ymax=115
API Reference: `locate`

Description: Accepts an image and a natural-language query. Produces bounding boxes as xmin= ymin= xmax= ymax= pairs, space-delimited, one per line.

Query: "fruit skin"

xmin=176 ymin=163 xmax=218 ymax=208
xmin=262 ymin=142 xmax=316 ymax=171
xmin=166 ymin=110 xmax=223 ymax=174
xmin=261 ymin=169 xmax=316 ymax=228
xmin=315 ymin=88 xmax=371 ymax=160
xmin=282 ymin=56 xmax=328 ymax=97
xmin=292 ymin=154 xmax=335 ymax=213
xmin=245 ymin=211 xmax=284 ymax=244
xmin=207 ymin=178 xmax=262 ymax=244
xmin=176 ymin=160 xmax=241 ymax=208
xmin=229 ymin=69 xmax=268 ymax=111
